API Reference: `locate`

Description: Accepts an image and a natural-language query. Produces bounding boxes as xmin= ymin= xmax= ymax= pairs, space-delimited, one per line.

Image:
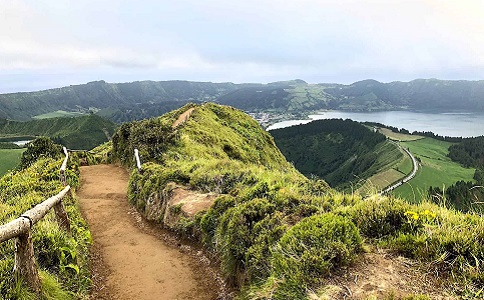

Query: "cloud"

xmin=0 ymin=0 xmax=483 ymax=91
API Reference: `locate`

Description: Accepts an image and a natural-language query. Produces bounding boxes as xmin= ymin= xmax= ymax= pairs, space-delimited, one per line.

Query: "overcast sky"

xmin=0 ymin=0 xmax=483 ymax=92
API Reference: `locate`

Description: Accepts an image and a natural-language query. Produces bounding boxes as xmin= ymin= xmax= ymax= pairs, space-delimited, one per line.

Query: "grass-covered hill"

xmin=105 ymin=103 xmax=484 ymax=299
xmin=0 ymin=114 xmax=116 ymax=150
xmin=0 ymin=80 xmax=238 ymax=121
xmin=2 ymin=78 xmax=484 ymax=123
xmin=270 ymin=119 xmax=403 ymax=190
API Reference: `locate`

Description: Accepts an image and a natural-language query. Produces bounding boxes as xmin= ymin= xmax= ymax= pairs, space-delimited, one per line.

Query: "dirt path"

xmin=173 ymin=107 xmax=195 ymax=128
xmin=78 ymin=164 xmax=222 ymax=300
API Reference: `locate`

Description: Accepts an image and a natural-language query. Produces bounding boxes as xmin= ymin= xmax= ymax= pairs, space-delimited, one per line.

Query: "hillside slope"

xmin=2 ymin=78 xmax=484 ymax=123
xmin=270 ymin=119 xmax=401 ymax=189
xmin=0 ymin=80 xmax=237 ymax=121
xmin=0 ymin=114 xmax=116 ymax=150
xmin=104 ymin=103 xmax=484 ymax=299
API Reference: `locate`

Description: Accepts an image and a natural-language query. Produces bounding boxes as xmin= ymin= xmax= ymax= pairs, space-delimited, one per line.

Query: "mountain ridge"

xmin=1 ymin=78 xmax=484 ymax=122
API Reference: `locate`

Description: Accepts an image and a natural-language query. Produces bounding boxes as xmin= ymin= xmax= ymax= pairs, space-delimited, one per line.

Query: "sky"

xmin=0 ymin=0 xmax=483 ymax=93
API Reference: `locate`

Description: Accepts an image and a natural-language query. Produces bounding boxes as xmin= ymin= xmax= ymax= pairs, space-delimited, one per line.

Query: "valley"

xmin=0 ymin=84 xmax=483 ymax=299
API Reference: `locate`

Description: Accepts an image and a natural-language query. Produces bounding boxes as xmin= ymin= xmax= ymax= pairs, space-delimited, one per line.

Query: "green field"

xmin=33 ymin=110 xmax=87 ymax=119
xmin=392 ymin=138 xmax=475 ymax=202
xmin=0 ymin=148 xmax=25 ymax=176
xmin=357 ymin=141 xmax=411 ymax=194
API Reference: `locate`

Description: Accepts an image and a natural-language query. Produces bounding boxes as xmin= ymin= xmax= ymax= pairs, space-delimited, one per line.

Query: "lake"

xmin=267 ymin=111 xmax=484 ymax=137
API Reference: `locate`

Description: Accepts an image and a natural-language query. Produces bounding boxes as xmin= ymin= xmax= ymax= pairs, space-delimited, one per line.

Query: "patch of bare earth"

xmin=78 ymin=164 xmax=228 ymax=300
xmin=321 ymin=248 xmax=457 ymax=299
xmin=173 ymin=107 xmax=195 ymax=128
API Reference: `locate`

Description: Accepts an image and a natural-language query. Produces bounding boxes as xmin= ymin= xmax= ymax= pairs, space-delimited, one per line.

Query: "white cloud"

xmin=0 ymin=0 xmax=483 ymax=90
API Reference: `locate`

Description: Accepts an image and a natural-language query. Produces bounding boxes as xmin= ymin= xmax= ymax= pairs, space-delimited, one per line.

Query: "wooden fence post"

xmin=56 ymin=147 xmax=71 ymax=231
xmin=53 ymin=203 xmax=71 ymax=231
xmin=14 ymin=229 xmax=41 ymax=293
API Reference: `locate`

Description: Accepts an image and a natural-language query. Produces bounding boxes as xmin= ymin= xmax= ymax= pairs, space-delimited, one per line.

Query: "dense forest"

xmin=428 ymin=136 xmax=484 ymax=214
xmin=270 ymin=119 xmax=389 ymax=188
xmin=0 ymin=114 xmax=116 ymax=150
xmin=448 ymin=136 xmax=484 ymax=168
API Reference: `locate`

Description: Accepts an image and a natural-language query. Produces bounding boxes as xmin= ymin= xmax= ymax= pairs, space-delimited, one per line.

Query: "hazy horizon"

xmin=1 ymin=1 xmax=483 ymax=93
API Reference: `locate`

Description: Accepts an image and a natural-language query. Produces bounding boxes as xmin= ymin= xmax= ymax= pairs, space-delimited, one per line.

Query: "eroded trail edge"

xmin=78 ymin=164 xmax=221 ymax=300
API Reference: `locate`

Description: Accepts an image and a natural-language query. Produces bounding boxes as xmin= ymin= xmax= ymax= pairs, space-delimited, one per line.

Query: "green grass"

xmin=393 ymin=138 xmax=475 ymax=202
xmin=358 ymin=143 xmax=410 ymax=193
xmin=32 ymin=110 xmax=87 ymax=119
xmin=0 ymin=148 xmax=25 ymax=177
xmin=0 ymin=156 xmax=91 ymax=298
xmin=109 ymin=104 xmax=484 ymax=299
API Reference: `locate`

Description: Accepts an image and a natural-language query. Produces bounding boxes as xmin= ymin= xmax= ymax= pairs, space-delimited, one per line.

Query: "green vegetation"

xmin=1 ymin=78 xmax=484 ymax=123
xmin=0 ymin=115 xmax=116 ymax=150
xmin=270 ymin=119 xmax=401 ymax=190
xmin=425 ymin=136 xmax=484 ymax=214
xmin=106 ymin=103 xmax=484 ymax=298
xmin=448 ymin=136 xmax=484 ymax=168
xmin=393 ymin=138 xmax=475 ymax=202
xmin=0 ymin=138 xmax=91 ymax=299
xmin=346 ymin=197 xmax=484 ymax=298
xmin=33 ymin=110 xmax=87 ymax=119
xmin=0 ymin=148 xmax=25 ymax=177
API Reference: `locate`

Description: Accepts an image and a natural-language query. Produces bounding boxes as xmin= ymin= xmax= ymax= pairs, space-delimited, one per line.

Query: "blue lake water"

xmin=267 ymin=111 xmax=484 ymax=137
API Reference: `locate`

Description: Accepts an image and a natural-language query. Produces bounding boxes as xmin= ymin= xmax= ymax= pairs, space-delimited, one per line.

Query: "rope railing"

xmin=0 ymin=147 xmax=72 ymax=292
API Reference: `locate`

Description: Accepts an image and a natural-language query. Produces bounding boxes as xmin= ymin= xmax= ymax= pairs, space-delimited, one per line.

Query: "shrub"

xmin=269 ymin=213 xmax=362 ymax=299
xmin=214 ymin=198 xmax=276 ymax=285
xmin=18 ymin=137 xmax=62 ymax=170
xmin=350 ymin=197 xmax=411 ymax=238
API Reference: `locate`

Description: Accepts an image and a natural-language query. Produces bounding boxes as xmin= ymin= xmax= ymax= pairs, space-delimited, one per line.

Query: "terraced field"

xmin=393 ymin=138 xmax=475 ymax=202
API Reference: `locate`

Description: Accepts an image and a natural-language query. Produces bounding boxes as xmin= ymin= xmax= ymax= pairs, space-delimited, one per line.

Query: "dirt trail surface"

xmin=78 ymin=165 xmax=223 ymax=300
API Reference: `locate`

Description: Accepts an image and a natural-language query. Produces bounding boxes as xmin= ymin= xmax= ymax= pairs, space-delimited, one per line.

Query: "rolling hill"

xmin=1 ymin=79 xmax=484 ymax=123
xmin=104 ymin=103 xmax=484 ymax=299
xmin=0 ymin=114 xmax=116 ymax=150
xmin=269 ymin=119 xmax=403 ymax=190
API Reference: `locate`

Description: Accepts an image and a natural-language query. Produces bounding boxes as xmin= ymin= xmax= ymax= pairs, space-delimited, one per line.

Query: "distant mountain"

xmin=0 ymin=114 xmax=116 ymax=150
xmin=1 ymin=78 xmax=484 ymax=123
xmin=0 ymin=80 xmax=238 ymax=121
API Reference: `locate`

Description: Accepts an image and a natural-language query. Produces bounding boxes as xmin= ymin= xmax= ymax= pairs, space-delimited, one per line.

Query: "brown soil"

xmin=322 ymin=248 xmax=457 ymax=299
xmin=173 ymin=108 xmax=195 ymax=128
xmin=78 ymin=164 xmax=226 ymax=300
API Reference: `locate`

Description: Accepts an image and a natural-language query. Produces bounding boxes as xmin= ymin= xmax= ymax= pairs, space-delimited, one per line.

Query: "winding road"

xmin=379 ymin=142 xmax=419 ymax=195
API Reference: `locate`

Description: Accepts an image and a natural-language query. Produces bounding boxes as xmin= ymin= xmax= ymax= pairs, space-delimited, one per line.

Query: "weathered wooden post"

xmin=56 ymin=147 xmax=71 ymax=231
xmin=15 ymin=229 xmax=41 ymax=293
xmin=0 ymin=155 xmax=72 ymax=293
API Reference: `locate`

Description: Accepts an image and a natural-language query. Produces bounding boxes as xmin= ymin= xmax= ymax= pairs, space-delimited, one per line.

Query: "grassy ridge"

xmin=270 ymin=119 xmax=400 ymax=190
xmin=0 ymin=149 xmax=24 ymax=177
xmin=110 ymin=104 xmax=484 ymax=299
xmin=393 ymin=138 xmax=475 ymax=202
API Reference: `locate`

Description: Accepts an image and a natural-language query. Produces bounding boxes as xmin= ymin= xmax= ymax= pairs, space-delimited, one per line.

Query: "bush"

xmin=18 ymin=137 xmax=62 ymax=170
xmin=350 ymin=197 xmax=411 ymax=238
xmin=214 ymin=198 xmax=276 ymax=285
xmin=269 ymin=213 xmax=362 ymax=299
